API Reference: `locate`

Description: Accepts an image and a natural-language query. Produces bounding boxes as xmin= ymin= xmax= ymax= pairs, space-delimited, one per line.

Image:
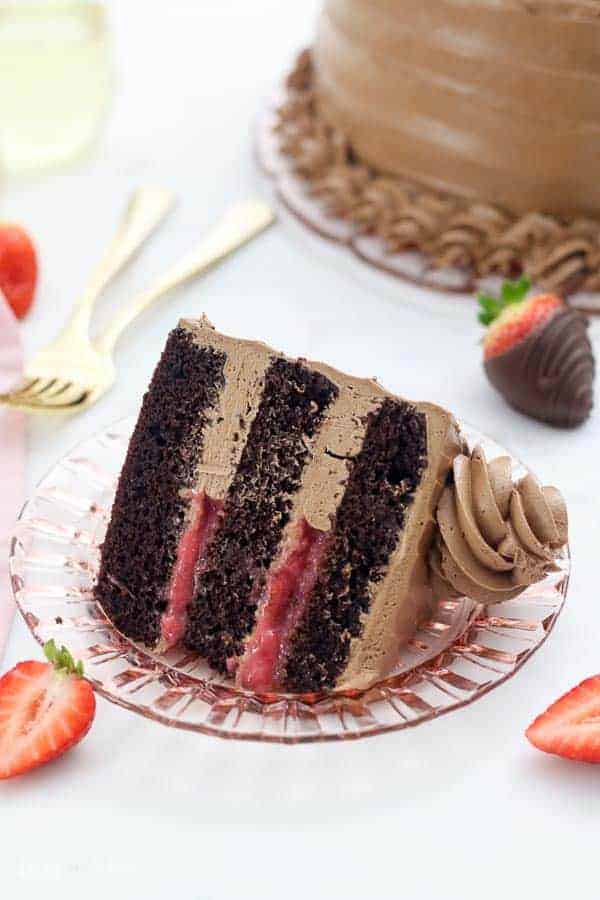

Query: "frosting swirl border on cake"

xmin=263 ymin=49 xmax=600 ymax=304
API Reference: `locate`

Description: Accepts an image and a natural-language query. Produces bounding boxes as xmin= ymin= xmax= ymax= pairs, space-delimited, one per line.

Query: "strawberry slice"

xmin=0 ymin=224 xmax=38 ymax=320
xmin=526 ymin=675 xmax=600 ymax=763
xmin=0 ymin=641 xmax=95 ymax=780
xmin=478 ymin=277 xmax=564 ymax=360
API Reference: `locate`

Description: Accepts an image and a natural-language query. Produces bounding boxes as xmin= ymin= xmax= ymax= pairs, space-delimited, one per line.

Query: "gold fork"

xmin=0 ymin=185 xmax=176 ymax=413
xmin=1 ymin=197 xmax=275 ymax=414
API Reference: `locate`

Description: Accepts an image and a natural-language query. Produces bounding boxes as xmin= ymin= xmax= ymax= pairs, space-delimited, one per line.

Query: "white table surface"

xmin=2 ymin=2 xmax=600 ymax=898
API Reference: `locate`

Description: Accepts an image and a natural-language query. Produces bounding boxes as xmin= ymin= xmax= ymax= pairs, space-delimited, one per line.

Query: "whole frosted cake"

xmin=315 ymin=0 xmax=600 ymax=218
xmin=268 ymin=1 xmax=600 ymax=299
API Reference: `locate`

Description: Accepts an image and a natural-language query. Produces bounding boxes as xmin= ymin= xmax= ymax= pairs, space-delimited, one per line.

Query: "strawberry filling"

xmin=160 ymin=491 xmax=223 ymax=648
xmin=236 ymin=518 xmax=330 ymax=693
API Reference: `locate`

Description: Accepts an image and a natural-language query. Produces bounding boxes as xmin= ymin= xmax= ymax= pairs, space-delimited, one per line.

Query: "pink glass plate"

xmin=9 ymin=418 xmax=570 ymax=743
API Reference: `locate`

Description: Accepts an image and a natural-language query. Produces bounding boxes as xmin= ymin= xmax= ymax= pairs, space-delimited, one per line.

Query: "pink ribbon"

xmin=0 ymin=293 xmax=24 ymax=664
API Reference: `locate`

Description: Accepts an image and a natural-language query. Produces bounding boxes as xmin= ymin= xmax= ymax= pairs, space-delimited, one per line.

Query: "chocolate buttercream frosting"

xmin=430 ymin=446 xmax=568 ymax=605
xmin=484 ymin=308 xmax=595 ymax=427
xmin=269 ymin=48 xmax=600 ymax=301
xmin=314 ymin=0 xmax=600 ymax=219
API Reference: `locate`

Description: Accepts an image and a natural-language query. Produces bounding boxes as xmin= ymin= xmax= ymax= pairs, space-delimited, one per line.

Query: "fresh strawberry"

xmin=0 ymin=224 xmax=38 ymax=319
xmin=478 ymin=277 xmax=564 ymax=360
xmin=0 ymin=640 xmax=95 ymax=780
xmin=526 ymin=675 xmax=600 ymax=764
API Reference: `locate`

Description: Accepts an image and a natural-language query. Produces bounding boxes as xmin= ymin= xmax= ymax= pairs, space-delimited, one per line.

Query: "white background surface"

xmin=2 ymin=2 xmax=600 ymax=898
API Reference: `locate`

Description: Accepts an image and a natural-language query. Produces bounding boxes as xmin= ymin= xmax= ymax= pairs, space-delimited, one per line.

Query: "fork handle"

xmin=64 ymin=186 xmax=176 ymax=338
xmin=94 ymin=199 xmax=275 ymax=355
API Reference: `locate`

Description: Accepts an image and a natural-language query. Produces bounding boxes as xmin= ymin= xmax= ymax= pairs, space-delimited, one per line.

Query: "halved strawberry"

xmin=0 ymin=224 xmax=38 ymax=320
xmin=0 ymin=640 xmax=95 ymax=780
xmin=478 ymin=277 xmax=564 ymax=360
xmin=526 ymin=675 xmax=600 ymax=764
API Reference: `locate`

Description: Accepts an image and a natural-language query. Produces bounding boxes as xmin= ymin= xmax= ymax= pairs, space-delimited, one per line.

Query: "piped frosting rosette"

xmin=429 ymin=445 xmax=568 ymax=605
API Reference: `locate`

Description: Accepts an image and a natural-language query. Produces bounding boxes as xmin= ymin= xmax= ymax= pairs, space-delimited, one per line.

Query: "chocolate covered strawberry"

xmin=478 ymin=277 xmax=594 ymax=428
xmin=0 ymin=640 xmax=95 ymax=780
xmin=526 ymin=676 xmax=600 ymax=764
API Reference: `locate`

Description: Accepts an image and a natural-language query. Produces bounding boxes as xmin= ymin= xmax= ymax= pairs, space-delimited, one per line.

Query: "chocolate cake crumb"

xmin=283 ymin=399 xmax=427 ymax=692
xmin=183 ymin=358 xmax=338 ymax=671
xmin=94 ymin=328 xmax=226 ymax=646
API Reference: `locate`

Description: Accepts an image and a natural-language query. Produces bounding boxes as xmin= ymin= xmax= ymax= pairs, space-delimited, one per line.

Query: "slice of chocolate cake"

xmin=96 ymin=318 xmax=462 ymax=693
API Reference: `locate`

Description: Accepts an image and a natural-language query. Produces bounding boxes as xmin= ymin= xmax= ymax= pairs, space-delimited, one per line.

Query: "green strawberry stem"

xmin=43 ymin=639 xmax=85 ymax=678
xmin=477 ymin=277 xmax=531 ymax=326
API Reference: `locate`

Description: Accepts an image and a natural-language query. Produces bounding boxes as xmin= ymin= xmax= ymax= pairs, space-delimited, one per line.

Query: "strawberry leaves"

xmin=43 ymin=639 xmax=85 ymax=678
xmin=477 ymin=277 xmax=531 ymax=326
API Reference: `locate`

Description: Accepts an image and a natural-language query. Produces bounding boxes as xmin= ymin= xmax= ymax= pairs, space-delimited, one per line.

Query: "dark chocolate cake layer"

xmin=95 ymin=328 xmax=226 ymax=645
xmin=183 ymin=357 xmax=339 ymax=671
xmin=283 ymin=399 xmax=427 ymax=692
